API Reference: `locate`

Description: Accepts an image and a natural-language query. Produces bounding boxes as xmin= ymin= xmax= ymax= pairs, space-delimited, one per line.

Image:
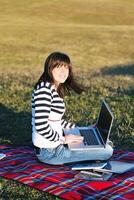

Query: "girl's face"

xmin=52 ymin=64 xmax=69 ymax=86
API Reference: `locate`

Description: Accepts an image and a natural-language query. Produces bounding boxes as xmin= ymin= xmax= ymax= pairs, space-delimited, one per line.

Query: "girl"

xmin=32 ymin=52 xmax=113 ymax=165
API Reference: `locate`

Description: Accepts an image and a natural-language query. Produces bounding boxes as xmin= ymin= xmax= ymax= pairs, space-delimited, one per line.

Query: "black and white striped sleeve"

xmin=34 ymin=85 xmax=59 ymax=142
xmin=61 ymin=118 xmax=75 ymax=129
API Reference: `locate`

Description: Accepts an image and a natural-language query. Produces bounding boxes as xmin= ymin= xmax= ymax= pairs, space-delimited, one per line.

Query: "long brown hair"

xmin=35 ymin=52 xmax=85 ymax=98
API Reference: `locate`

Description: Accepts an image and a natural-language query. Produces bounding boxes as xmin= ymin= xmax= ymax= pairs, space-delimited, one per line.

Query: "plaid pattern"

xmin=0 ymin=144 xmax=134 ymax=200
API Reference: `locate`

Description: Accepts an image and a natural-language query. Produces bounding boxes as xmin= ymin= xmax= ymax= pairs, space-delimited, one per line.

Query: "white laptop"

xmin=64 ymin=100 xmax=114 ymax=150
xmin=94 ymin=161 xmax=134 ymax=174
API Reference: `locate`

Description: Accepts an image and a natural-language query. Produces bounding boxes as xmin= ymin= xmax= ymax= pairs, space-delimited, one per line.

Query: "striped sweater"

xmin=31 ymin=81 xmax=75 ymax=148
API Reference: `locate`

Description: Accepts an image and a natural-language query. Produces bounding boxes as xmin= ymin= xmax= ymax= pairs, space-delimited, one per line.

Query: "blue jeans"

xmin=36 ymin=144 xmax=113 ymax=165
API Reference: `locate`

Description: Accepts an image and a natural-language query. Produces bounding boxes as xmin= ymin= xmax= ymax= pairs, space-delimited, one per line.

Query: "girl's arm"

xmin=61 ymin=118 xmax=75 ymax=129
xmin=34 ymin=85 xmax=60 ymax=142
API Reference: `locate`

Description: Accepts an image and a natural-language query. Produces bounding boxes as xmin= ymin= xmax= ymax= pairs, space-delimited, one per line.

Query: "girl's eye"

xmin=56 ymin=65 xmax=61 ymax=68
xmin=63 ymin=65 xmax=69 ymax=69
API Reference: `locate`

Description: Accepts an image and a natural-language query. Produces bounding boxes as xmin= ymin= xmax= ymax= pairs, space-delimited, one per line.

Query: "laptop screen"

xmin=96 ymin=101 xmax=113 ymax=145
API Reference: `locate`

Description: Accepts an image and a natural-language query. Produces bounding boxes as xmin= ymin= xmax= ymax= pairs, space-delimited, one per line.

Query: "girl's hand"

xmin=64 ymin=134 xmax=84 ymax=144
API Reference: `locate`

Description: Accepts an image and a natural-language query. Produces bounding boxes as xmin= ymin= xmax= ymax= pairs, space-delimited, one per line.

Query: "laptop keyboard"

xmin=80 ymin=129 xmax=99 ymax=145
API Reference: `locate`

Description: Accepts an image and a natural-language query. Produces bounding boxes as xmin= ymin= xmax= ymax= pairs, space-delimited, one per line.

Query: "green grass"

xmin=0 ymin=0 xmax=134 ymax=199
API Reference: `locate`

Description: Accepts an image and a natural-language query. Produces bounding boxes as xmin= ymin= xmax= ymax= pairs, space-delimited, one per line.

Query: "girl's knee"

xmin=106 ymin=145 xmax=113 ymax=159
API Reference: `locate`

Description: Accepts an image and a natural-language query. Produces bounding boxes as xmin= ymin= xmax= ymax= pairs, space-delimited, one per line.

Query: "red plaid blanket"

xmin=0 ymin=144 xmax=134 ymax=200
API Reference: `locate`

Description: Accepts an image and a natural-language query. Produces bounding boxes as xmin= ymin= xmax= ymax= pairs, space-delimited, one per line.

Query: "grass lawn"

xmin=0 ymin=0 xmax=134 ymax=199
